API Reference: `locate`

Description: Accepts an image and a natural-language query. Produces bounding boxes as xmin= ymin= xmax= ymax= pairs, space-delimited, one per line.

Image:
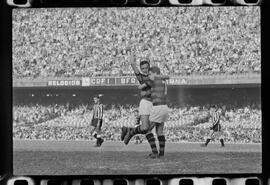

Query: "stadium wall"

xmin=13 ymin=74 xmax=261 ymax=88
xmin=13 ymin=74 xmax=261 ymax=106
xmin=13 ymin=86 xmax=261 ymax=107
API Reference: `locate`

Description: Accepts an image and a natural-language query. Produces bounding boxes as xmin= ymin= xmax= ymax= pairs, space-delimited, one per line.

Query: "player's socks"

xmin=95 ymin=135 xmax=102 ymax=147
xmin=220 ymin=138 xmax=225 ymax=147
xmin=99 ymin=138 xmax=104 ymax=146
xmin=121 ymin=127 xmax=128 ymax=141
xmin=158 ymin=135 xmax=166 ymax=157
xmin=205 ymin=138 xmax=211 ymax=146
xmin=146 ymin=133 xmax=158 ymax=155
xmin=130 ymin=126 xmax=144 ymax=136
xmin=93 ymin=132 xmax=97 ymax=139
xmin=124 ymin=126 xmax=145 ymax=145
xmin=94 ymin=139 xmax=99 ymax=147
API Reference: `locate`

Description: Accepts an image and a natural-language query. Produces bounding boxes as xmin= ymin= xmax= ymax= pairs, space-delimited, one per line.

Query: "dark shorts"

xmin=91 ymin=118 xmax=103 ymax=128
xmin=211 ymin=124 xmax=221 ymax=132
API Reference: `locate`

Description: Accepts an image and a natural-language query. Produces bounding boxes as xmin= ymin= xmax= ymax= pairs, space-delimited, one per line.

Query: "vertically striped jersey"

xmin=151 ymin=77 xmax=167 ymax=105
xmin=211 ymin=111 xmax=220 ymax=127
xmin=135 ymin=115 xmax=141 ymax=125
xmin=135 ymin=72 xmax=152 ymax=101
xmin=92 ymin=103 xmax=103 ymax=120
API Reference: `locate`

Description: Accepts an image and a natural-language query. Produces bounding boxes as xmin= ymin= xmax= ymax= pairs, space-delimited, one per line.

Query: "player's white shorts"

xmin=149 ymin=105 xmax=169 ymax=123
xmin=139 ymin=99 xmax=153 ymax=115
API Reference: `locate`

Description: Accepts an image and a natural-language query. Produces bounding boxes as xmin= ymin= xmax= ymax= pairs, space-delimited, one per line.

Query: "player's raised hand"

xmin=129 ymin=51 xmax=136 ymax=65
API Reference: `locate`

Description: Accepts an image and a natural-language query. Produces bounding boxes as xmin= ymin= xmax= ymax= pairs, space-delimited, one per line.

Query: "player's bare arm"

xmin=138 ymin=83 xmax=148 ymax=89
xmin=129 ymin=52 xmax=140 ymax=74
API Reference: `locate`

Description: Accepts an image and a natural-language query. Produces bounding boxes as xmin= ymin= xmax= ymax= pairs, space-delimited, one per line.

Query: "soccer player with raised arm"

xmin=120 ymin=51 xmax=153 ymax=143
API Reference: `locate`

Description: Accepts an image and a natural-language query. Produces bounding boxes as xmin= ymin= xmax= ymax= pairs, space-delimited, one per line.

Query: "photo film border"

xmin=6 ymin=0 xmax=262 ymax=7
xmin=4 ymin=177 xmax=265 ymax=185
xmin=0 ymin=0 xmax=268 ymax=185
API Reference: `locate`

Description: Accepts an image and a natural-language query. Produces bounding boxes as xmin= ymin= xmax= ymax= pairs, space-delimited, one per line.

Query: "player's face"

xmin=140 ymin=63 xmax=150 ymax=75
xmin=134 ymin=111 xmax=138 ymax=116
xmin=210 ymin=108 xmax=215 ymax=113
xmin=93 ymin=97 xmax=99 ymax=104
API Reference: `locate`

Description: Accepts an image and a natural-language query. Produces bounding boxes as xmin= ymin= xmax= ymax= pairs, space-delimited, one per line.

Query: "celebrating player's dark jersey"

xmin=121 ymin=52 xmax=153 ymax=144
xmin=135 ymin=72 xmax=152 ymax=102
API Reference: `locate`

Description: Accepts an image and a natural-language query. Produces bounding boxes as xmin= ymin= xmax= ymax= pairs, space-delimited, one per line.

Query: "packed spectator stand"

xmin=12 ymin=7 xmax=260 ymax=79
xmin=13 ymin=103 xmax=261 ymax=143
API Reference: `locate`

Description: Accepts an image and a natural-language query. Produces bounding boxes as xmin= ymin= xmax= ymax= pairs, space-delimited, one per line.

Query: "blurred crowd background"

xmin=13 ymin=102 xmax=261 ymax=143
xmin=13 ymin=7 xmax=260 ymax=79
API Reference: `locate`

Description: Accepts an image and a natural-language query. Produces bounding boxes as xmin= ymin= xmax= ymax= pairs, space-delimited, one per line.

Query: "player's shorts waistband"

xmin=141 ymin=97 xmax=152 ymax=102
xmin=153 ymin=102 xmax=167 ymax=106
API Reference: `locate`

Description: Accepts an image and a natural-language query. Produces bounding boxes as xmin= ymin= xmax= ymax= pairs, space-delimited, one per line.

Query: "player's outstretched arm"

xmin=129 ymin=52 xmax=140 ymax=74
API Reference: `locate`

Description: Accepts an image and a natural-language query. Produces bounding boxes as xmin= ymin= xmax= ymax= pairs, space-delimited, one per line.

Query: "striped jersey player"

xmin=201 ymin=105 xmax=225 ymax=147
xmin=90 ymin=94 xmax=104 ymax=147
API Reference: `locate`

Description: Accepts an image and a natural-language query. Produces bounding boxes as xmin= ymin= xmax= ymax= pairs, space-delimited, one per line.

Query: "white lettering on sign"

xmin=82 ymin=77 xmax=90 ymax=86
xmin=121 ymin=78 xmax=126 ymax=84
xmin=120 ymin=77 xmax=138 ymax=84
xmin=90 ymin=78 xmax=106 ymax=85
xmin=48 ymin=80 xmax=81 ymax=86
xmin=169 ymin=78 xmax=187 ymax=85
xmin=131 ymin=78 xmax=136 ymax=84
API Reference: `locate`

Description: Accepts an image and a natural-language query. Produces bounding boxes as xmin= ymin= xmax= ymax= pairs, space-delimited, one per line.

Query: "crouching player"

xmin=201 ymin=105 xmax=225 ymax=147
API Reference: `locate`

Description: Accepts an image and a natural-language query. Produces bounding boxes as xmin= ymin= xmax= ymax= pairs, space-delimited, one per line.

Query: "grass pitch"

xmin=13 ymin=140 xmax=261 ymax=175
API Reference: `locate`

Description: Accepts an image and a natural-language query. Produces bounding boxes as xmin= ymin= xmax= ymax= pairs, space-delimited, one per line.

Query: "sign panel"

xmin=47 ymin=80 xmax=81 ymax=86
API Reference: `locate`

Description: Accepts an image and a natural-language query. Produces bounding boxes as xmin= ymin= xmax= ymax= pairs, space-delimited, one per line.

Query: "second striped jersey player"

xmin=201 ymin=105 xmax=225 ymax=147
xmin=90 ymin=94 xmax=104 ymax=147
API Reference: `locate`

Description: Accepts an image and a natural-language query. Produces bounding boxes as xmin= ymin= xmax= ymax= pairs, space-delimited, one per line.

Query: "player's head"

xmin=210 ymin=105 xmax=218 ymax=112
xmin=149 ymin=66 xmax=161 ymax=80
xmin=133 ymin=109 xmax=139 ymax=116
xmin=93 ymin=94 xmax=102 ymax=104
xmin=140 ymin=60 xmax=150 ymax=75
xmin=150 ymin=66 xmax=161 ymax=75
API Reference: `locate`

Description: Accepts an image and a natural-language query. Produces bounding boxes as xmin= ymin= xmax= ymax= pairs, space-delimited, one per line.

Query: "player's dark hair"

xmin=210 ymin=105 xmax=218 ymax=110
xmin=140 ymin=60 xmax=150 ymax=68
xmin=94 ymin=94 xmax=103 ymax=99
xmin=150 ymin=66 xmax=161 ymax=74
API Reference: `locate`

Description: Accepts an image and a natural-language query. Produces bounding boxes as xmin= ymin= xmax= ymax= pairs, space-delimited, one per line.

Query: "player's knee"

xmin=156 ymin=131 xmax=163 ymax=136
xmin=141 ymin=126 xmax=148 ymax=134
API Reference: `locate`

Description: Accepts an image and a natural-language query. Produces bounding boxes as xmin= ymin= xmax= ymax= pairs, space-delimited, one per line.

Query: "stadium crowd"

xmin=13 ymin=102 xmax=261 ymax=143
xmin=13 ymin=7 xmax=260 ymax=79
xmin=13 ymin=104 xmax=67 ymax=126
